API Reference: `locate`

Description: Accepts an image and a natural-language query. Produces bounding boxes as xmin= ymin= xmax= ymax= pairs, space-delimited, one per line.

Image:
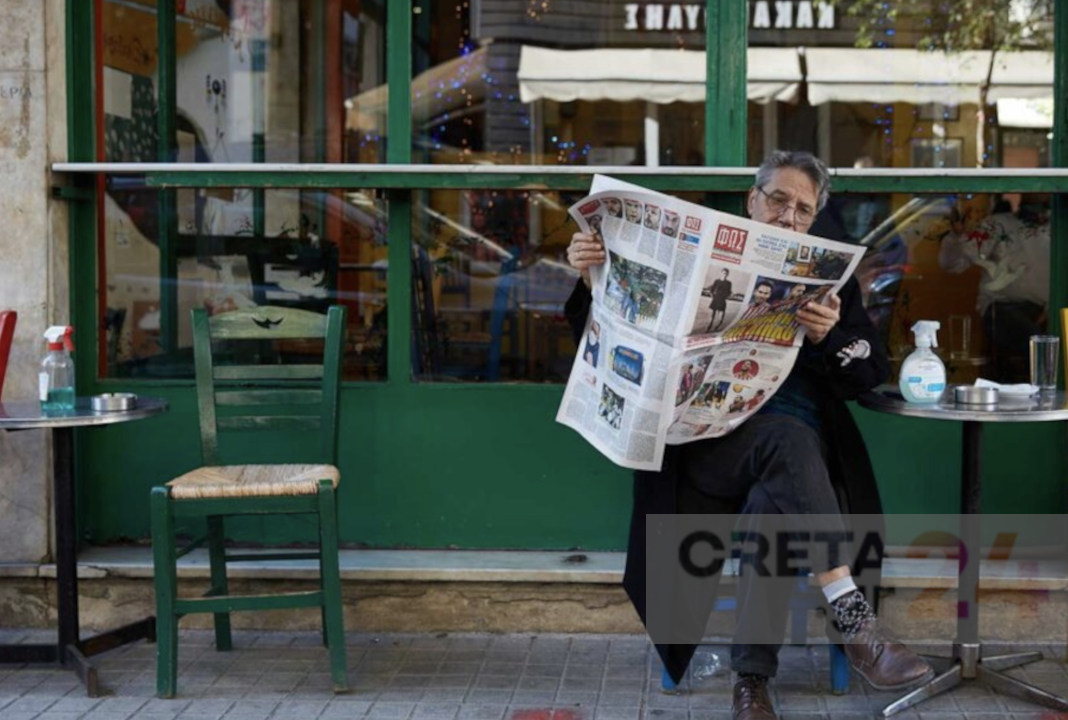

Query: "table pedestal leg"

xmin=883 ymin=422 xmax=1068 ymax=716
xmin=881 ymin=664 xmax=962 ymax=717
xmin=55 ymin=426 xmax=157 ymax=696
xmin=882 ymin=644 xmax=1065 ymax=718
xmin=0 ymin=427 xmax=155 ymax=697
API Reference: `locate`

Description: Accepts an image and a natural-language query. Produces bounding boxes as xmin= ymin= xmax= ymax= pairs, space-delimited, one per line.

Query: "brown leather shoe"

xmin=843 ymin=620 xmax=936 ymax=691
xmin=732 ymin=675 xmax=777 ymax=720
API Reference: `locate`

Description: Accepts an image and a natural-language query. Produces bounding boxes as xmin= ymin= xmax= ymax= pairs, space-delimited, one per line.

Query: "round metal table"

xmin=858 ymin=387 xmax=1068 ymax=717
xmin=0 ymin=398 xmax=167 ymax=696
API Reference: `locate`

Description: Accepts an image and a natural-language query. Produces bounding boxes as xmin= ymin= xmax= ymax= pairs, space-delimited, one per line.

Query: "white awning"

xmin=805 ymin=48 xmax=1054 ymax=106
xmin=987 ymin=51 xmax=1054 ymax=101
xmin=517 ymin=46 xmax=801 ymax=105
xmin=996 ymin=97 xmax=1054 ymax=129
xmin=805 ymin=48 xmax=990 ymax=106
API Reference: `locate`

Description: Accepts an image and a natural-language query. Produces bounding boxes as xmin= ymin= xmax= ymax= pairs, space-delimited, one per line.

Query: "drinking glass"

xmin=949 ymin=314 xmax=971 ymax=360
xmin=1029 ymin=335 xmax=1060 ymax=392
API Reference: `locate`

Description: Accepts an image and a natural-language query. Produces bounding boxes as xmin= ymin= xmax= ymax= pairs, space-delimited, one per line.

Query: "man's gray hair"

xmin=754 ymin=150 xmax=831 ymax=211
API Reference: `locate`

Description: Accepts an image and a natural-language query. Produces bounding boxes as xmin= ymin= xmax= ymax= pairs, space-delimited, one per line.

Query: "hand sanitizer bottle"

xmin=40 ymin=326 xmax=75 ymax=411
xmin=899 ymin=321 xmax=946 ymax=403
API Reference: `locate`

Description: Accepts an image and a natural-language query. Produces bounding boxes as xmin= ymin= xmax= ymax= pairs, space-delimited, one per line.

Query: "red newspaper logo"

xmin=714 ymin=225 xmax=748 ymax=257
xmin=684 ymin=216 xmax=702 ymax=233
xmin=578 ymin=200 xmax=601 ymax=215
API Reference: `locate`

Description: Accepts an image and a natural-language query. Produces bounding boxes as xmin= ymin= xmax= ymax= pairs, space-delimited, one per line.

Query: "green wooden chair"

xmin=151 ymin=305 xmax=348 ymax=698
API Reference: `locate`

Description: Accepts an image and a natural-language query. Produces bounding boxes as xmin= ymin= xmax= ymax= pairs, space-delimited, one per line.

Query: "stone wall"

xmin=0 ymin=0 xmax=67 ymax=563
xmin=0 ymin=577 xmax=1064 ymax=644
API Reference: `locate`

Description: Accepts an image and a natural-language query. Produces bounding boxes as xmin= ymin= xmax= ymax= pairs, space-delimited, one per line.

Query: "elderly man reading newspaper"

xmin=565 ymin=151 xmax=932 ymax=720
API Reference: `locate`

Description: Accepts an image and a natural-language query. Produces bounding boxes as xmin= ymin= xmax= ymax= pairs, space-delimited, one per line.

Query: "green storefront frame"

xmin=59 ymin=0 xmax=1068 ymax=549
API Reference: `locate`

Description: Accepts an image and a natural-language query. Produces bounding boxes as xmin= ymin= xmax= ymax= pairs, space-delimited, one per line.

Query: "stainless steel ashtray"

xmin=954 ymin=386 xmax=998 ymax=406
xmin=91 ymin=393 xmax=138 ymax=412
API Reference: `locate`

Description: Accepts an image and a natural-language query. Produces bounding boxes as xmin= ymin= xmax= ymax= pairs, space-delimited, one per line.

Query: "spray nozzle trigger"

xmin=44 ymin=326 xmax=74 ymax=352
xmin=910 ymin=321 xmax=940 ymax=349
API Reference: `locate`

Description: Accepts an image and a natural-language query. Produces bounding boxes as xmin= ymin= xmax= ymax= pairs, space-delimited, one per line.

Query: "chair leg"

xmin=318 ymin=480 xmax=348 ymax=692
xmin=829 ymin=643 xmax=850 ymax=695
xmin=206 ymin=516 xmax=232 ymax=652
xmin=151 ymin=487 xmax=179 ymax=698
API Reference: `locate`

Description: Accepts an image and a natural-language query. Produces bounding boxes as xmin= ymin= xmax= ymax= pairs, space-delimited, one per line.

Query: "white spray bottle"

xmin=899 ymin=321 xmax=946 ymax=403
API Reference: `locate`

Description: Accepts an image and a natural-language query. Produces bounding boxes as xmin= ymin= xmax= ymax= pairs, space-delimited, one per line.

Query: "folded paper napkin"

xmin=974 ymin=378 xmax=1038 ymax=396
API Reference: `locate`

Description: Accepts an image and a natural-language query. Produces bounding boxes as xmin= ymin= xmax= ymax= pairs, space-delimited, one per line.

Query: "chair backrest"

xmin=192 ymin=305 xmax=346 ymax=467
xmin=0 ymin=311 xmax=17 ymax=400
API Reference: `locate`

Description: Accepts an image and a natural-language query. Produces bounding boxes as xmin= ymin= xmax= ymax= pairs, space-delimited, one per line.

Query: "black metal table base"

xmin=0 ymin=617 xmax=156 ymax=697
xmin=883 ymin=642 xmax=1068 ymax=717
xmin=1 ymin=405 xmax=167 ymax=697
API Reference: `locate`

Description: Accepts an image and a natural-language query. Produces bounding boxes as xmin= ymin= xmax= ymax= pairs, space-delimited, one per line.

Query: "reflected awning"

xmin=987 ymin=51 xmax=1054 ymax=101
xmin=805 ymin=48 xmax=1053 ymax=106
xmin=346 ymin=48 xmax=487 ymax=133
xmin=517 ymin=46 xmax=801 ymax=105
xmin=996 ymin=97 xmax=1054 ymax=128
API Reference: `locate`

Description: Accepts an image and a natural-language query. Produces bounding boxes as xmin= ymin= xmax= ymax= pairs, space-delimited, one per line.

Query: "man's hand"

xmin=567 ymin=232 xmax=606 ymax=289
xmin=797 ymin=293 xmax=841 ymax=345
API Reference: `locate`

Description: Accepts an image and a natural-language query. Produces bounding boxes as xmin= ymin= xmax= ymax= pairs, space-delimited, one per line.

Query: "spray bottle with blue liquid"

xmin=40 ymin=326 xmax=75 ymax=411
xmin=899 ymin=321 xmax=946 ymax=403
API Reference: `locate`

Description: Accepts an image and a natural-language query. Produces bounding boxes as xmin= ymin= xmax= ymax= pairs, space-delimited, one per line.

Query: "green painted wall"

xmin=68 ymin=0 xmax=1068 ymax=550
xmin=77 ymin=385 xmax=1067 ymax=548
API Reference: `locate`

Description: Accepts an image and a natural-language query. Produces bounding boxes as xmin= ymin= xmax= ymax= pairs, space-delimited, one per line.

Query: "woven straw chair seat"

xmin=167 ymin=464 xmax=340 ymax=500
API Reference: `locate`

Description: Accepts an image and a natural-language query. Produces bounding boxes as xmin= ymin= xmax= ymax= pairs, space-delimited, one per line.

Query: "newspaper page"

xmin=555 ymin=176 xmax=865 ymax=471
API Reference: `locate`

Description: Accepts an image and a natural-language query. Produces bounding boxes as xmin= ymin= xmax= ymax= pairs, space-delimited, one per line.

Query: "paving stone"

xmin=2 ymin=631 xmax=1064 ymax=720
xmin=464 ymin=690 xmax=515 ymax=705
xmin=366 ymin=701 xmax=417 ymax=720
xmin=411 ymin=703 xmax=461 ymax=720
xmin=456 ymin=705 xmax=507 ymax=720
xmin=594 ymin=709 xmax=640 ymax=720
xmin=642 ymin=709 xmax=688 ymax=720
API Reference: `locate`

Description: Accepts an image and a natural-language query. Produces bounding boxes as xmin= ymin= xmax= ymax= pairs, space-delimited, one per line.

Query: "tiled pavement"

xmin=0 ymin=630 xmax=1066 ymax=720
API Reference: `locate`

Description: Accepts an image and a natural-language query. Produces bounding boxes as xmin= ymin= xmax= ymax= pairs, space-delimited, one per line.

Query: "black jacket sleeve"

xmin=795 ymin=276 xmax=891 ymax=400
xmin=565 ymin=279 xmax=593 ymax=345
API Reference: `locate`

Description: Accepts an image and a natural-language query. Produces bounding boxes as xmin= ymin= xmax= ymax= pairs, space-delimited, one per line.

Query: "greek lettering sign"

xmin=623 ymin=2 xmax=835 ymax=32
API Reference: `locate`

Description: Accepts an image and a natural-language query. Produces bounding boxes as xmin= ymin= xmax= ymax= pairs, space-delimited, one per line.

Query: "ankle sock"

xmin=737 ymin=672 xmax=769 ymax=684
xmin=829 ymin=589 xmax=876 ymax=641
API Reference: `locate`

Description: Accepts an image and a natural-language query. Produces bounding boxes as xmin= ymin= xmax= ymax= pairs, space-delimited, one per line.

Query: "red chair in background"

xmin=0 ymin=311 xmax=16 ymax=399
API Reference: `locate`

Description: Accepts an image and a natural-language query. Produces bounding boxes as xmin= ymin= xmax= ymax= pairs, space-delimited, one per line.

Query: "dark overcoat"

xmin=565 ymin=275 xmax=891 ymax=683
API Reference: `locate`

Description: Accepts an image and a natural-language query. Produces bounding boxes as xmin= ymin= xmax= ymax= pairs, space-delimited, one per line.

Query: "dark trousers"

xmin=676 ymin=415 xmax=845 ymax=677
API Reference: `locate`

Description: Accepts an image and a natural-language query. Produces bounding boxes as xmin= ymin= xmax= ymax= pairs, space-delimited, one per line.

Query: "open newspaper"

xmin=556 ymin=176 xmax=865 ymax=471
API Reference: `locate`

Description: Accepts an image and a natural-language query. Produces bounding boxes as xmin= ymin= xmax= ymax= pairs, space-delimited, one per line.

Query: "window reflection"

xmin=102 ymin=180 xmax=388 ymax=381
xmin=411 ymin=1 xmax=705 ymax=166
xmin=102 ymin=0 xmax=387 ymax=165
xmin=411 ymin=189 xmax=580 ymax=382
xmin=853 ymin=192 xmax=1050 ymax=385
xmin=747 ymin=1 xmax=1054 ymax=170
xmin=411 ymin=190 xmax=713 ymax=383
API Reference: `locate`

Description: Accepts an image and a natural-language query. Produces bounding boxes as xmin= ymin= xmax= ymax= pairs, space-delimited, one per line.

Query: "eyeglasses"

xmin=755 ymin=187 xmax=817 ymax=225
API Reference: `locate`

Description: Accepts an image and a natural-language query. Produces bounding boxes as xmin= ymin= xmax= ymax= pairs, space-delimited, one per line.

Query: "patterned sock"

xmin=830 ymin=589 xmax=876 ymax=641
xmin=737 ymin=671 xmax=769 ymax=684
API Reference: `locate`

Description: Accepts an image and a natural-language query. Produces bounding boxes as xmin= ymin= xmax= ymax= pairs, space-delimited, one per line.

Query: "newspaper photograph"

xmin=555 ymin=176 xmax=865 ymax=471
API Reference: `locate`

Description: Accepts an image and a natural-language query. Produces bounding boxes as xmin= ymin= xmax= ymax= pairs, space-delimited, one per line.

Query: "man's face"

xmin=753 ymin=284 xmax=772 ymax=304
xmin=747 ymin=167 xmax=820 ymax=233
xmin=720 ymin=270 xmax=729 ymax=280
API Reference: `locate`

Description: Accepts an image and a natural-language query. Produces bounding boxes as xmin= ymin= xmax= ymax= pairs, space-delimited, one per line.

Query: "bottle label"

xmin=906 ymin=377 xmax=945 ymax=399
xmin=38 ymin=372 xmax=49 ymax=402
